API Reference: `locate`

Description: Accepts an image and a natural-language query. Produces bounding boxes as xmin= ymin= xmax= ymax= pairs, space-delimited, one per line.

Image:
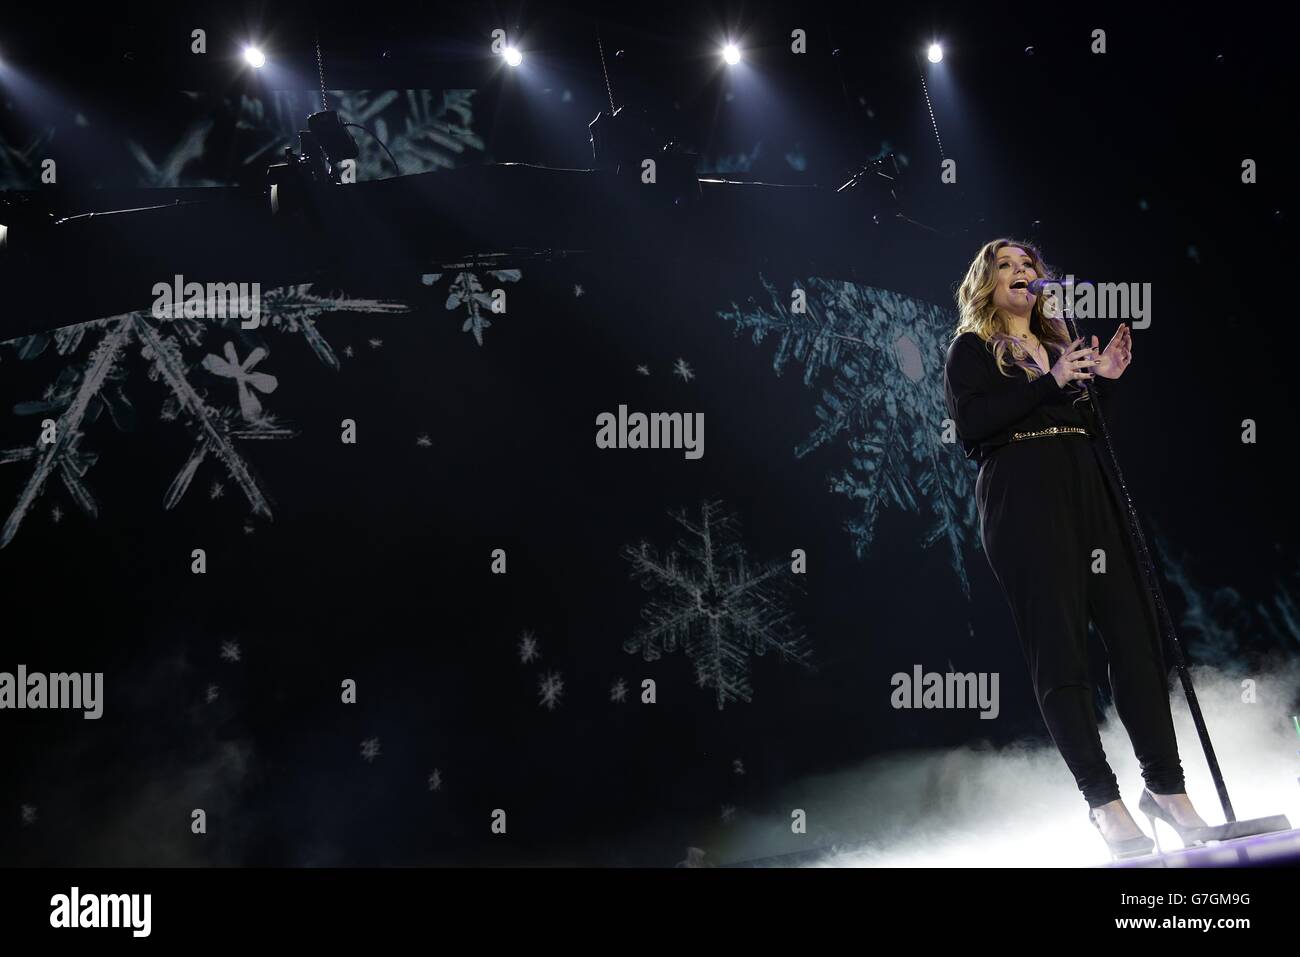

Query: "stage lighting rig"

xmin=587 ymin=106 xmax=701 ymax=207
xmin=265 ymin=110 xmax=360 ymax=218
xmin=836 ymin=152 xmax=899 ymax=195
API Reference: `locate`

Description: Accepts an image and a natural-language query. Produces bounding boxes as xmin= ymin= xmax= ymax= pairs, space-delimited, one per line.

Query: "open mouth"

xmin=1010 ymin=279 xmax=1029 ymax=290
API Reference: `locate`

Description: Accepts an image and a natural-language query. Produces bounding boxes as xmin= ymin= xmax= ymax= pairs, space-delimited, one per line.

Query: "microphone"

xmin=1025 ymin=277 xmax=1089 ymax=295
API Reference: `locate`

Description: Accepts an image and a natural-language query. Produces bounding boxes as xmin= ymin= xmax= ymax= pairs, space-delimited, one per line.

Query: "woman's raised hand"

xmin=1092 ymin=324 xmax=1133 ymax=379
xmin=1050 ymin=337 xmax=1098 ymax=389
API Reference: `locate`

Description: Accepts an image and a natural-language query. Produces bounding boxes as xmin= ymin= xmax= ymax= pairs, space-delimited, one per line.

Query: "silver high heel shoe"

xmin=1088 ymin=806 xmax=1154 ymax=861
xmin=1138 ymin=789 xmax=1222 ymax=850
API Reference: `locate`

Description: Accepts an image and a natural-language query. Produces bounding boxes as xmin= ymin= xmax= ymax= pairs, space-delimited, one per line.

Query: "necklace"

xmin=1011 ymin=331 xmax=1049 ymax=372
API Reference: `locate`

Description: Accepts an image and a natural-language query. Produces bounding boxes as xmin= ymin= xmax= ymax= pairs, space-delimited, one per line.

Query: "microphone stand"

xmin=1058 ymin=302 xmax=1287 ymax=837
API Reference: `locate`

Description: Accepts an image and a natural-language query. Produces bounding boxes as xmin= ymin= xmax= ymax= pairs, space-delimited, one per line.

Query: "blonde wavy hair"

xmin=951 ymin=238 xmax=1089 ymax=400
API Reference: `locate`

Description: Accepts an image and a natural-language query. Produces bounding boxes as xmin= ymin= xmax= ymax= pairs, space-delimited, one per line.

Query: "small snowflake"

xmin=209 ymin=481 xmax=225 ymax=500
xmin=636 ymin=364 xmax=650 ymax=376
xmin=360 ymin=737 xmax=382 ymax=762
xmin=427 ymin=768 xmax=443 ymax=792
xmin=720 ymin=804 xmax=736 ymax=823
xmin=416 ymin=433 xmax=433 ymax=448
xmin=573 ymin=284 xmax=585 ymax=298
xmin=733 ymin=758 xmax=745 ymax=775
xmin=517 ymin=630 xmax=540 ymax=664
xmin=610 ymin=677 xmax=628 ymax=703
xmin=343 ymin=345 xmax=355 ymax=358
xmin=205 ymin=683 xmax=220 ymax=703
xmin=537 ymin=670 xmax=564 ymax=710
xmin=368 ymin=338 xmax=384 ymax=349
xmin=50 ymin=506 xmax=63 ymax=524
xmin=672 ymin=358 xmax=695 ymax=382
xmin=20 ymin=804 xmax=37 ymax=826
xmin=219 ymin=640 xmax=241 ymax=663
xmin=242 ymin=522 xmax=255 ymax=536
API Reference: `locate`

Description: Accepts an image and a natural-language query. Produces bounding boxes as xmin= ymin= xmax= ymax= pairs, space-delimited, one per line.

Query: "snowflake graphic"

xmin=50 ymin=505 xmax=62 ymax=524
xmin=622 ymin=500 xmax=813 ymax=710
xmin=517 ymin=629 xmax=541 ymax=664
xmin=1148 ymin=527 xmax=1300 ymax=666
xmin=201 ymin=342 xmax=278 ymax=421
xmin=537 ymin=670 xmax=564 ymax=710
xmin=733 ymin=758 xmax=745 ymax=775
xmin=126 ymin=120 xmax=222 ymax=188
xmin=675 ymin=847 xmax=713 ymax=868
xmin=1 ymin=286 xmax=409 ymax=549
xmin=701 ymin=141 xmax=763 ymax=175
xmin=718 ymin=276 xmax=978 ymax=597
xmin=219 ymin=641 xmax=241 ymax=663
xmin=573 ymin=284 xmax=585 ymax=298
xmin=422 ymin=269 xmax=523 ymax=346
xmin=231 ymin=89 xmax=485 ymax=183
xmin=368 ymin=338 xmax=384 ymax=350
xmin=205 ymin=684 xmax=220 ymax=704
xmin=0 ymin=128 xmax=57 ymax=188
xmin=720 ymin=804 xmax=737 ymax=823
xmin=427 ymin=768 xmax=443 ymax=792
xmin=672 ymin=358 xmax=695 ymax=382
xmin=20 ymin=804 xmax=37 ymax=826
xmin=416 ymin=433 xmax=433 ymax=448
xmin=209 ymin=481 xmax=225 ymax=500
xmin=360 ymin=737 xmax=382 ymax=762
xmin=610 ymin=677 xmax=628 ymax=703
xmin=636 ymin=364 xmax=650 ymax=376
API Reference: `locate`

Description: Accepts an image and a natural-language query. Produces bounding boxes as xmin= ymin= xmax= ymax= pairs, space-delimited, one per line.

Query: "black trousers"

xmin=976 ymin=433 xmax=1186 ymax=808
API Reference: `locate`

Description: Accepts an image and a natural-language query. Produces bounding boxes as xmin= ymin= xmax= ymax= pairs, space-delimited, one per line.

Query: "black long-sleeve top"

xmin=943 ymin=332 xmax=1103 ymax=464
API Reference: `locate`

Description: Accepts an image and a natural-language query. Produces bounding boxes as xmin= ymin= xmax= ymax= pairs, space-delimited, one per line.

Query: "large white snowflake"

xmin=622 ymin=500 xmax=813 ymax=710
xmin=718 ymin=276 xmax=977 ymax=597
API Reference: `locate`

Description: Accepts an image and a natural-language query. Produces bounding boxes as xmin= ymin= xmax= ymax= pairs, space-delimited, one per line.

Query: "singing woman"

xmin=942 ymin=238 xmax=1217 ymax=859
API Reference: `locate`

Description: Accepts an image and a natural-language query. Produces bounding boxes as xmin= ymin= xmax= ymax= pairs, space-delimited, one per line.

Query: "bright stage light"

xmin=244 ymin=46 xmax=266 ymax=69
xmin=504 ymin=46 xmax=523 ymax=67
xmin=722 ymin=43 xmax=741 ymax=65
xmin=927 ymin=43 xmax=943 ymax=64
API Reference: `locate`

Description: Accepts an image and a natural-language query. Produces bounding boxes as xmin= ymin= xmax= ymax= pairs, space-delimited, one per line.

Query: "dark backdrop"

xmin=0 ymin=0 xmax=1295 ymax=866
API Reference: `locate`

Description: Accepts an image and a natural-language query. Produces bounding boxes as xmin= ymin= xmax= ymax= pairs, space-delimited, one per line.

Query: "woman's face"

xmin=991 ymin=245 xmax=1038 ymax=317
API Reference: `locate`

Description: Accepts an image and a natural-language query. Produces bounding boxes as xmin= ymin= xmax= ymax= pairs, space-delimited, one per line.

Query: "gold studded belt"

xmin=1010 ymin=426 xmax=1091 ymax=442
